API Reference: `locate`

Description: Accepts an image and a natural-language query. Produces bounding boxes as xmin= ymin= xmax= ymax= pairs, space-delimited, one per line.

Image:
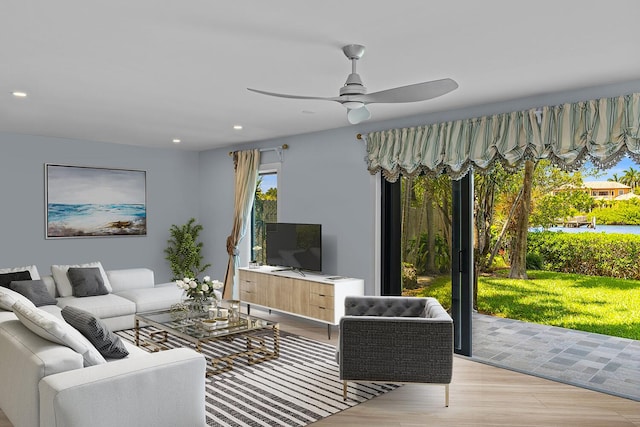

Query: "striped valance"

xmin=365 ymin=93 xmax=640 ymax=182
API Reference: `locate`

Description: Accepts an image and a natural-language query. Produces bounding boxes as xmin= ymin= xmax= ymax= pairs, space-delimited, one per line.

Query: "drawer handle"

xmin=318 ymin=294 xmax=325 ymax=297
xmin=319 ymin=306 xmax=326 ymax=309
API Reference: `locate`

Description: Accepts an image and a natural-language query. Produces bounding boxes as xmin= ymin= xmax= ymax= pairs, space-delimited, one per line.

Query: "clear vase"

xmin=183 ymin=292 xmax=211 ymax=316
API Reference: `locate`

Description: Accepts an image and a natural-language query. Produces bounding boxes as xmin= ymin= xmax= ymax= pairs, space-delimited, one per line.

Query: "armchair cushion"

xmin=344 ymin=295 xmax=427 ymax=317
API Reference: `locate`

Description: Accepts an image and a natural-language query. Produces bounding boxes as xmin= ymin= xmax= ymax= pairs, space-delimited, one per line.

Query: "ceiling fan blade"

xmin=247 ymin=88 xmax=338 ymax=102
xmin=361 ymin=78 xmax=458 ymax=104
xmin=347 ymin=105 xmax=371 ymax=124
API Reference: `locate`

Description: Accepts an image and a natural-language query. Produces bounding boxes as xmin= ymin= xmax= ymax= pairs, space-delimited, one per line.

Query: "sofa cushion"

xmin=51 ymin=261 xmax=113 ymax=297
xmin=56 ymin=293 xmax=136 ymax=319
xmin=106 ymin=268 xmax=155 ymax=292
xmin=67 ymin=267 xmax=109 ymax=297
xmin=0 ymin=264 xmax=41 ymax=280
xmin=118 ymin=340 xmax=147 ymax=358
xmin=61 ymin=306 xmax=129 ymax=359
xmin=0 ymin=286 xmax=37 ymax=311
xmin=12 ymin=301 xmax=106 ymax=366
xmin=9 ymin=280 xmax=58 ymax=307
xmin=115 ymin=286 xmax=184 ymax=313
xmin=0 ymin=270 xmax=32 ymax=288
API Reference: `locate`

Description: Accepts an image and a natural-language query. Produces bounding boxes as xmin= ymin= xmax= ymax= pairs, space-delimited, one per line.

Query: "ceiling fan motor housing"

xmin=340 ymin=73 xmax=367 ymax=96
xmin=340 ymin=44 xmax=367 ymax=97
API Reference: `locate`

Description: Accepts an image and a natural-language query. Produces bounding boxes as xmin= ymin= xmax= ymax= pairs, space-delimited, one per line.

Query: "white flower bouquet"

xmin=175 ymin=276 xmax=223 ymax=300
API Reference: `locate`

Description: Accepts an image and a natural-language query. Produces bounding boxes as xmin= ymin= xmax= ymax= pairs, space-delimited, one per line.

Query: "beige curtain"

xmin=365 ymin=93 xmax=640 ymax=182
xmin=223 ymin=149 xmax=260 ymax=299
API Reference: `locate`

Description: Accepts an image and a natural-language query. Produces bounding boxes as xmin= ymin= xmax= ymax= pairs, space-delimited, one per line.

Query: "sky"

xmin=260 ymin=173 xmax=277 ymax=192
xmin=582 ymin=156 xmax=639 ymax=181
xmin=47 ymin=165 xmax=146 ymax=204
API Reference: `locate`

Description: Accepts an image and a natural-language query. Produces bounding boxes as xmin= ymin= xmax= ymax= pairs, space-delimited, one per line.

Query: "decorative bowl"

xmin=199 ymin=319 xmax=218 ymax=330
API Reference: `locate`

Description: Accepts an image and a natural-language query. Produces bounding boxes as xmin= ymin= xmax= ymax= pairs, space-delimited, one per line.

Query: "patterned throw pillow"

xmin=61 ymin=306 xmax=129 ymax=359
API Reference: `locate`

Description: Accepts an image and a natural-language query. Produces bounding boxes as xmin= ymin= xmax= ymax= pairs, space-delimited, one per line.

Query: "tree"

xmin=402 ymin=174 xmax=452 ymax=278
xmin=265 ymin=187 xmax=278 ymax=199
xmin=509 ymin=160 xmax=535 ymax=279
xmin=622 ymin=167 xmax=640 ymax=190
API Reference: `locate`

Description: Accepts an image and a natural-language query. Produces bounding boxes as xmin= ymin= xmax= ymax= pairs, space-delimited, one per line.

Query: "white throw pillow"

xmin=12 ymin=300 xmax=106 ymax=366
xmin=0 ymin=264 xmax=41 ymax=280
xmin=0 ymin=287 xmax=36 ymax=311
xmin=51 ymin=261 xmax=113 ymax=297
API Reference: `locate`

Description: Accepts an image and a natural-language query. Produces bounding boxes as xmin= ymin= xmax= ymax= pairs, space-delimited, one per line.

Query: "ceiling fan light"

xmin=342 ymin=101 xmax=365 ymax=110
xmin=347 ymin=105 xmax=371 ymax=124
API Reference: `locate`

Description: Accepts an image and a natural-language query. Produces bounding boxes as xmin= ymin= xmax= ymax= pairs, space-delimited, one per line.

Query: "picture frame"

xmin=45 ymin=164 xmax=147 ymax=239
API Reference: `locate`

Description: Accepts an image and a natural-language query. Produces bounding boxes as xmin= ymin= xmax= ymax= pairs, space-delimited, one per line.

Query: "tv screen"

xmin=265 ymin=223 xmax=322 ymax=272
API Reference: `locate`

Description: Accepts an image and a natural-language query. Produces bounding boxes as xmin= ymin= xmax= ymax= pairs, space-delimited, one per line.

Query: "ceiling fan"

xmin=247 ymin=44 xmax=458 ymax=124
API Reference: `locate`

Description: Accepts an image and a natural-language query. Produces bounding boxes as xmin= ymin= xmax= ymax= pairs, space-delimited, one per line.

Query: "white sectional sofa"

xmin=0 ymin=263 xmax=208 ymax=427
xmin=50 ymin=266 xmax=186 ymax=331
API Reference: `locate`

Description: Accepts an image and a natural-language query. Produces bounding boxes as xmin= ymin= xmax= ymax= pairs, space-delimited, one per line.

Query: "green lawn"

xmin=412 ymin=270 xmax=640 ymax=340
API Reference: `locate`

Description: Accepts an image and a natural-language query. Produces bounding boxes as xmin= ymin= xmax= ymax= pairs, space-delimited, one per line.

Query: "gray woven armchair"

xmin=337 ymin=296 xmax=453 ymax=406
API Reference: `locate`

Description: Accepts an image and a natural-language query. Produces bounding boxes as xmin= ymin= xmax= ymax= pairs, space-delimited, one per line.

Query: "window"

xmin=251 ymin=171 xmax=277 ymax=264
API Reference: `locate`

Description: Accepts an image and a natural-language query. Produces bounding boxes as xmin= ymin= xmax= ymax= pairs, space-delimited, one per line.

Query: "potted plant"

xmin=164 ymin=218 xmax=212 ymax=280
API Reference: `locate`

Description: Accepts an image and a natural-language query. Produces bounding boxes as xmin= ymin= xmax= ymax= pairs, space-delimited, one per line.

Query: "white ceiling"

xmin=2 ymin=1 xmax=640 ymax=151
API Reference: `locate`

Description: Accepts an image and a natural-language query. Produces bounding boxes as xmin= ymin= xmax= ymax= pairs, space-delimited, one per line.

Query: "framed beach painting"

xmin=45 ymin=164 xmax=147 ymax=238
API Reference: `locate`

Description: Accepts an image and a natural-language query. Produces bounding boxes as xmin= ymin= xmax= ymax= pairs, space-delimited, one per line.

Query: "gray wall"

xmin=0 ymin=132 xmax=199 ymax=283
xmin=199 ymin=128 xmax=376 ymax=290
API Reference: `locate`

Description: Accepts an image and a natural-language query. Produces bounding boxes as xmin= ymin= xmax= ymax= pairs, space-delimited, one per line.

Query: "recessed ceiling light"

xmin=233 ymin=125 xmax=243 ymax=130
xmin=172 ymin=139 xmax=181 ymax=144
xmin=12 ymin=91 xmax=27 ymax=98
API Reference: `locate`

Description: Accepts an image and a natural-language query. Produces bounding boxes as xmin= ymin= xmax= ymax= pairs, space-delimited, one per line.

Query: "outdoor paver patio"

xmin=472 ymin=313 xmax=640 ymax=401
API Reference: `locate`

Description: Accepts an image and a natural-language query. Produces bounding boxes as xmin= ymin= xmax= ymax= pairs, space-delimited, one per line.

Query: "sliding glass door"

xmin=380 ymin=173 xmax=473 ymax=356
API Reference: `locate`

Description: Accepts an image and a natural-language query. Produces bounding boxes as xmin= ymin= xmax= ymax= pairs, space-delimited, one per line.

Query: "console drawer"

xmin=308 ymin=305 xmax=334 ymax=322
xmin=310 ymin=282 xmax=334 ymax=297
xmin=310 ymin=292 xmax=332 ymax=307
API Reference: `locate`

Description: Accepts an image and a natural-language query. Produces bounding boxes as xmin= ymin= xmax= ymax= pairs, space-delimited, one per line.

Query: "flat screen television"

xmin=265 ymin=223 xmax=322 ymax=272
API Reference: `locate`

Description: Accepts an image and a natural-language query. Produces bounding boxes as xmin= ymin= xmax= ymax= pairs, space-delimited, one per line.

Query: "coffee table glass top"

xmin=136 ymin=309 xmax=276 ymax=341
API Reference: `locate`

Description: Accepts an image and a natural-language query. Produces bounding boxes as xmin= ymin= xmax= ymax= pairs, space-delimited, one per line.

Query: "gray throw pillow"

xmin=9 ymin=280 xmax=58 ymax=306
xmin=0 ymin=270 xmax=31 ymax=288
xmin=61 ymin=306 xmax=129 ymax=359
xmin=67 ymin=267 xmax=108 ymax=297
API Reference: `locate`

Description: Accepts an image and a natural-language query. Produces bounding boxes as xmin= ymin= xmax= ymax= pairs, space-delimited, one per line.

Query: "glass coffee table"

xmin=134 ymin=309 xmax=279 ymax=375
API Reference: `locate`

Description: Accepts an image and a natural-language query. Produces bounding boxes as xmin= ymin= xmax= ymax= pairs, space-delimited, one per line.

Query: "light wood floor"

xmin=2 ymin=308 xmax=639 ymax=427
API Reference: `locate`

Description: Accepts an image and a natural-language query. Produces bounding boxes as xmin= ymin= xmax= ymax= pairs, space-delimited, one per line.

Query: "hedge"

xmin=527 ymin=231 xmax=640 ymax=280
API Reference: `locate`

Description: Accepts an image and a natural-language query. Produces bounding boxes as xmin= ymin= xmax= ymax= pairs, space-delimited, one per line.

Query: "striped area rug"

xmin=116 ymin=327 xmax=400 ymax=426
